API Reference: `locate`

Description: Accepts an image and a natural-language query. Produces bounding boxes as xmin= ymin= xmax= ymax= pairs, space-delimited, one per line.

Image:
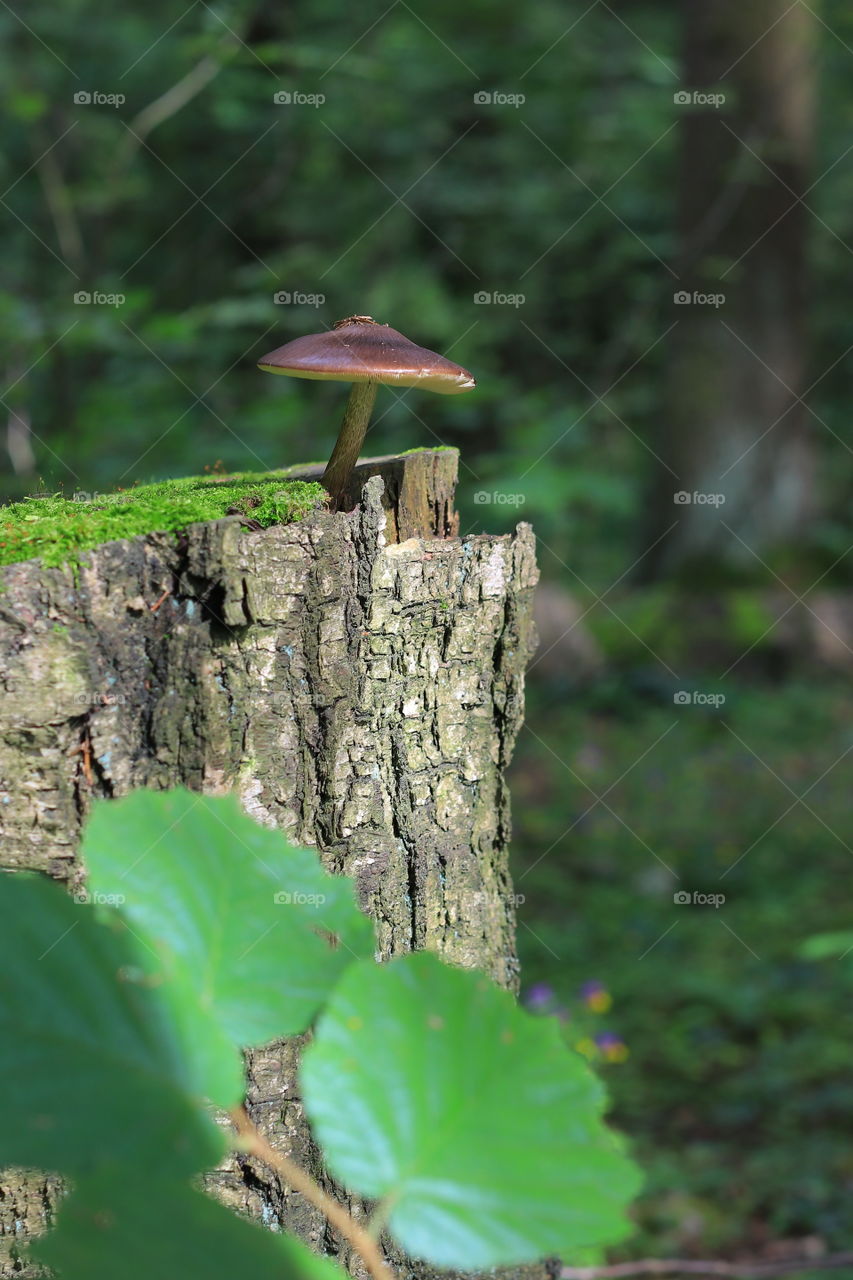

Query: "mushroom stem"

xmin=321 ymin=379 xmax=378 ymax=508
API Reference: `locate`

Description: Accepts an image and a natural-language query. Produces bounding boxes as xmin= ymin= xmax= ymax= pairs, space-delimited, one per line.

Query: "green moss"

xmin=0 ymin=471 xmax=327 ymax=570
xmin=399 ymin=445 xmax=458 ymax=456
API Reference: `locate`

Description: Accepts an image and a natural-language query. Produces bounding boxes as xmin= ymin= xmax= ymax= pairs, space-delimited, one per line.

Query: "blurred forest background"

xmin=2 ymin=0 xmax=851 ymax=1272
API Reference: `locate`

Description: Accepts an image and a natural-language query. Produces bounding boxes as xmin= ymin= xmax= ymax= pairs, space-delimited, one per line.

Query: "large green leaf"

xmin=81 ymin=788 xmax=375 ymax=1104
xmin=301 ymin=952 xmax=641 ymax=1267
xmin=33 ymin=1173 xmax=347 ymax=1280
xmin=0 ymin=874 xmax=221 ymax=1176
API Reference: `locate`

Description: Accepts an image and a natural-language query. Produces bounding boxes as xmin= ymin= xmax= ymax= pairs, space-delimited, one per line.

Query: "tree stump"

xmin=0 ymin=448 xmax=540 ymax=1278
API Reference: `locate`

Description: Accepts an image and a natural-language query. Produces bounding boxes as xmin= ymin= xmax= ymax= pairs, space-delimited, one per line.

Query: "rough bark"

xmin=284 ymin=449 xmax=461 ymax=542
xmin=0 ymin=449 xmax=542 ymax=1279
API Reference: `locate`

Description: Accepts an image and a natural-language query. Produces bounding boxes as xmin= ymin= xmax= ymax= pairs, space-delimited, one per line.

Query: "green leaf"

xmin=301 ymin=952 xmax=641 ymax=1268
xmin=799 ymin=931 xmax=853 ymax=961
xmin=81 ymin=788 xmax=374 ymax=1105
xmin=0 ymin=874 xmax=221 ymax=1177
xmin=33 ymin=1173 xmax=346 ymax=1280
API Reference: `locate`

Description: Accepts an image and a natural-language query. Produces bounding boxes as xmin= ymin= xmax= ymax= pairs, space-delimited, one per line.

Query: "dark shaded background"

xmin=2 ymin=0 xmax=851 ymax=1271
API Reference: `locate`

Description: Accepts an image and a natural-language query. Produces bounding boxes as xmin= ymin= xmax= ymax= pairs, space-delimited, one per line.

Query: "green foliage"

xmin=514 ymin=676 xmax=853 ymax=1259
xmin=0 ymin=472 xmax=325 ymax=568
xmin=584 ymin=589 xmax=778 ymax=673
xmin=0 ymin=873 xmax=222 ymax=1177
xmin=2 ymin=1 xmax=851 ymax=582
xmin=798 ymin=932 xmax=853 ymax=963
xmin=0 ymin=0 xmax=678 ymax=585
xmin=82 ymin=789 xmax=375 ymax=1105
xmin=1 ymin=787 xmax=639 ymax=1276
xmin=34 ymin=1175 xmax=342 ymax=1280
xmin=303 ymin=952 xmax=641 ymax=1267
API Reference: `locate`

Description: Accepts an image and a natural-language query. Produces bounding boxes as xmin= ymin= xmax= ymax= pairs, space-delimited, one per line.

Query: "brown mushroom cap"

xmin=257 ymin=315 xmax=475 ymax=395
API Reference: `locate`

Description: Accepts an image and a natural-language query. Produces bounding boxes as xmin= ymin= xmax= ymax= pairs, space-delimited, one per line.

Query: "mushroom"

xmin=258 ymin=315 xmax=475 ymax=509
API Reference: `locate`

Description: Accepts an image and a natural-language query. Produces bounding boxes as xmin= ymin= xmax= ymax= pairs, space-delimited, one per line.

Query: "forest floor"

xmin=512 ymin=671 xmax=852 ymax=1270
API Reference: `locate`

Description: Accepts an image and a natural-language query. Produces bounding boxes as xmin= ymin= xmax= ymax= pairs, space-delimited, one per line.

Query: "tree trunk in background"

xmin=650 ymin=0 xmax=817 ymax=570
xmin=0 ymin=450 xmax=543 ymax=1280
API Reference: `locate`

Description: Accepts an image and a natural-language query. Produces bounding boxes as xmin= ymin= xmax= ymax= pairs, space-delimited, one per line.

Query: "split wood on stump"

xmin=0 ymin=448 xmax=544 ymax=1280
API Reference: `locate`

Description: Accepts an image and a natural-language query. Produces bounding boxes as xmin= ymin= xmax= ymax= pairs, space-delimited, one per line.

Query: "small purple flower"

xmin=523 ymin=982 xmax=555 ymax=1010
xmin=580 ymin=980 xmax=612 ymax=1012
xmin=595 ymin=1030 xmax=628 ymax=1062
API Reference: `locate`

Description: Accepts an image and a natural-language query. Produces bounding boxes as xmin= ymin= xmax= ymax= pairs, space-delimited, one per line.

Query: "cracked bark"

xmin=0 ymin=449 xmax=544 ymax=1280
